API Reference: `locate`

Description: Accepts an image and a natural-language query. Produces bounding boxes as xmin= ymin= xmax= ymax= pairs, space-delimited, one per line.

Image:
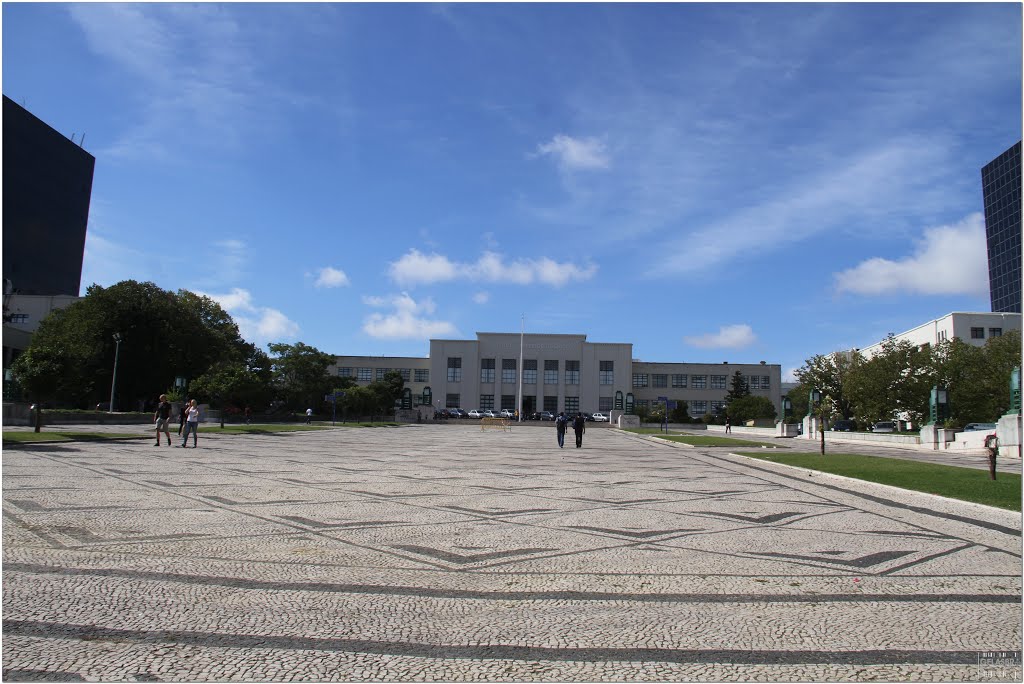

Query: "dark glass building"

xmin=981 ymin=141 xmax=1022 ymax=314
xmin=2 ymin=95 xmax=95 ymax=296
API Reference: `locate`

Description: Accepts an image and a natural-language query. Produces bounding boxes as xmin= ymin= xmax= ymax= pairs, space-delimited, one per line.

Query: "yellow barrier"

xmin=481 ymin=417 xmax=511 ymax=432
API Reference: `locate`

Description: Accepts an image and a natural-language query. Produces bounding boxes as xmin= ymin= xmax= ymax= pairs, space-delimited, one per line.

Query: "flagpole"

xmin=518 ymin=314 xmax=524 ymax=422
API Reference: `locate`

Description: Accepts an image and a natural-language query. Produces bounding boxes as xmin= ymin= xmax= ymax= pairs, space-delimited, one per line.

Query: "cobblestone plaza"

xmin=3 ymin=425 xmax=1021 ymax=681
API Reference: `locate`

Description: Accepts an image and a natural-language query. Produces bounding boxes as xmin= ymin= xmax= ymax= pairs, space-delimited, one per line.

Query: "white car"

xmin=467 ymin=410 xmax=485 ymax=419
xmin=499 ymin=409 xmax=516 ymax=419
xmin=591 ymin=413 xmax=609 ymax=422
xmin=481 ymin=410 xmax=497 ymax=418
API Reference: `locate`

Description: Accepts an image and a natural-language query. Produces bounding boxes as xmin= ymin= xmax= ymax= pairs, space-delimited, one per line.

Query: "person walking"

xmin=153 ymin=394 xmax=173 ymax=446
xmin=177 ymin=400 xmax=188 ymax=436
xmin=305 ymin=407 xmax=313 ymax=424
xmin=555 ymin=411 xmax=567 ymax=448
xmin=244 ymin=406 xmax=252 ymax=425
xmin=573 ymin=411 xmax=586 ymax=448
xmin=725 ymin=416 xmax=732 ymax=434
xmin=181 ymin=399 xmax=200 ymax=448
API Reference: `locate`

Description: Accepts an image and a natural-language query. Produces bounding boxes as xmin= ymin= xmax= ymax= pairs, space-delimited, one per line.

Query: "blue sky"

xmin=3 ymin=3 xmax=1020 ymax=380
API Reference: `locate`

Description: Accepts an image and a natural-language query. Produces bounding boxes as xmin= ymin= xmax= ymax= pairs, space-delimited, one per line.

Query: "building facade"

xmin=2 ymin=96 xmax=95 ymax=298
xmin=981 ymin=141 xmax=1021 ymax=314
xmin=857 ymin=311 xmax=1021 ymax=358
xmin=331 ymin=332 xmax=783 ymax=419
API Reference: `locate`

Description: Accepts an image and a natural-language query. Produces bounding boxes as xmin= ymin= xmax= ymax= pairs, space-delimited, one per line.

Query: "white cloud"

xmin=535 ymin=134 xmax=610 ymax=171
xmin=388 ymin=249 xmax=597 ymax=287
xmin=833 ymin=213 xmax=989 ymax=296
xmin=313 ymin=266 xmax=350 ymax=288
xmin=472 ymin=291 xmax=490 ymax=305
xmin=684 ymin=324 xmax=757 ymax=350
xmin=362 ymin=293 xmax=458 ymax=340
xmin=200 ymin=287 xmax=300 ymax=344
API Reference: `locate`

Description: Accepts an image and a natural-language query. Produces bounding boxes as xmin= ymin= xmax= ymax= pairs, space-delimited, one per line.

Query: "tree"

xmin=724 ymin=371 xmax=750 ymax=404
xmin=268 ymin=342 xmax=336 ymax=411
xmin=726 ymin=395 xmax=777 ymax=423
xmin=669 ymin=400 xmax=690 ymax=423
xmin=794 ymin=352 xmax=857 ymax=421
xmin=845 ymin=335 xmax=934 ymax=426
xmin=10 ymin=280 xmax=249 ymax=409
xmin=930 ymin=330 xmax=1021 ymax=424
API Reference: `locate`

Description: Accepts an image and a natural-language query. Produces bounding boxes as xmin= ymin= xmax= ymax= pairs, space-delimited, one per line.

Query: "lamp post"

xmin=109 ymin=333 xmax=123 ymax=413
xmin=811 ymin=388 xmax=825 ymax=455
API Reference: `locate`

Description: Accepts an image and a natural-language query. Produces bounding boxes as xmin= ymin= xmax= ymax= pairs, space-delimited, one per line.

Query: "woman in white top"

xmin=181 ymin=399 xmax=200 ymax=448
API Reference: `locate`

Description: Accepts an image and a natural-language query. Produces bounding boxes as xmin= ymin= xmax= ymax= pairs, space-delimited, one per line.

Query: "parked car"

xmin=467 ymin=410 xmax=485 ymax=419
xmin=499 ymin=409 xmax=516 ymax=419
xmin=536 ymin=411 xmax=555 ymax=421
xmin=591 ymin=412 xmax=610 ymax=422
xmin=481 ymin=410 xmax=497 ymax=418
xmin=963 ymin=422 xmax=997 ymax=432
xmin=870 ymin=421 xmax=896 ymax=433
xmin=449 ymin=408 xmax=468 ymax=419
xmin=831 ymin=419 xmax=857 ymax=432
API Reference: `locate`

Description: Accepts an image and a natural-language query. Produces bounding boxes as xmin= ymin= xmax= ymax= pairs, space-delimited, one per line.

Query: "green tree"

xmin=726 ymin=395 xmax=778 ymax=423
xmin=930 ymin=330 xmax=1021 ymax=423
xmin=268 ymin=342 xmax=336 ymax=411
xmin=724 ymin=371 xmax=750 ymax=404
xmin=10 ymin=281 xmax=249 ymax=409
xmin=846 ymin=335 xmax=934 ymax=426
xmin=368 ymin=370 xmax=405 ymax=414
xmin=794 ymin=352 xmax=857 ymax=420
xmin=668 ymin=400 xmax=690 ymax=423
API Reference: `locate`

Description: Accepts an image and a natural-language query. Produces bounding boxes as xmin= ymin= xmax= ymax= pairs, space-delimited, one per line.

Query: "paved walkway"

xmin=3 ymin=424 xmax=1021 ymax=681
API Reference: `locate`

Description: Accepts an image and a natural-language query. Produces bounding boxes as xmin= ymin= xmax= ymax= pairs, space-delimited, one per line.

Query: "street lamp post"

xmin=109 ymin=333 xmax=123 ymax=413
xmin=811 ymin=388 xmax=825 ymax=455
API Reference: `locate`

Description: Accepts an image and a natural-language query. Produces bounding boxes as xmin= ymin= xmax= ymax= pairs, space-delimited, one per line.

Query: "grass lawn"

xmin=653 ymin=434 xmax=789 ymax=448
xmin=736 ymin=451 xmax=1021 ymax=511
xmin=2 ymin=431 xmax=149 ymax=443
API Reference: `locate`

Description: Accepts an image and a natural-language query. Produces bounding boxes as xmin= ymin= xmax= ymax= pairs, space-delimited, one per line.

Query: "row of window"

xmin=339 ymin=367 xmax=430 ymax=383
xmin=631 ymin=374 xmax=772 ymax=389
xmin=443 ymin=395 xmax=617 ymax=413
xmin=634 ymin=399 xmax=726 ymax=415
xmin=970 ymin=327 xmax=1003 ymax=339
xmin=449 ymin=358 xmax=611 ymax=385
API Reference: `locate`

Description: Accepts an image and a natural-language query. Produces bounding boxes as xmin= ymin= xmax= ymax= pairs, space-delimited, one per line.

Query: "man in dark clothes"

xmin=572 ymin=412 xmax=586 ymax=448
xmin=555 ymin=412 xmax=567 ymax=448
xmin=178 ymin=400 xmax=189 ymax=436
xmin=153 ymin=394 xmax=173 ymax=446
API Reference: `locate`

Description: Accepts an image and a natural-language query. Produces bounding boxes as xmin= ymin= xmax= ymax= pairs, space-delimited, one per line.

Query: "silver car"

xmin=871 ymin=421 xmax=896 ymax=433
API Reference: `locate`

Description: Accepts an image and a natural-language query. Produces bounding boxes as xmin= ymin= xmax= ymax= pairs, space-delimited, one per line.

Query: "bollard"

xmin=984 ymin=434 xmax=998 ymax=481
xmin=30 ymin=403 xmax=41 ymax=433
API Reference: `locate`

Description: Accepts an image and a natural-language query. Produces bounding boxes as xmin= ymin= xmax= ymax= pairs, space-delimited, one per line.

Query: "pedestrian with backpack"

xmin=555 ymin=412 xmax=567 ymax=448
xmin=573 ymin=412 xmax=586 ymax=448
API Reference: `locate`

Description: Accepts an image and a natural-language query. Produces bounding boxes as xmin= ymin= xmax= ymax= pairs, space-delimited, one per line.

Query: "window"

xmin=523 ymin=360 xmax=537 ymax=385
xmin=653 ymin=374 xmax=668 ymax=388
xmin=8 ymin=313 xmax=28 ymax=324
xmin=357 ymin=368 xmax=372 ymax=382
xmin=544 ymin=395 xmax=558 ymax=412
xmin=447 ymin=357 xmax=462 ymax=382
xmin=632 ymin=373 xmax=648 ymax=388
xmin=711 ymin=375 xmax=726 ymax=389
xmin=990 ymin=328 xmax=1003 ymax=338
xmin=692 ymin=375 xmax=707 ymax=389
xmin=599 ymin=396 xmax=613 ymax=411
xmin=376 ymin=368 xmax=389 ymax=380
xmin=565 ymin=396 xmax=579 ymax=413
xmin=749 ymin=375 xmax=761 ymax=390
xmin=445 ymin=393 xmax=460 ymax=408
xmin=544 ymin=360 xmax=559 ymax=385
xmin=671 ymin=374 xmax=687 ymax=388
xmin=502 ymin=359 xmax=517 ymax=384
xmin=565 ymin=360 xmax=580 ymax=385
xmin=480 ymin=394 xmax=494 ymax=410
xmin=971 ymin=327 xmax=985 ymax=339
xmin=415 ymin=369 xmax=429 ymax=383
xmin=337 ymin=367 xmax=353 ymax=378
xmin=399 ymin=368 xmax=411 ymax=382
xmin=599 ymin=361 xmax=614 ymax=385
xmin=761 ymin=375 xmax=770 ymax=389
xmin=637 ymin=400 xmax=648 ymax=411
xmin=711 ymin=400 xmax=726 ymax=415
xmin=480 ymin=358 xmax=495 ymax=384
xmin=691 ymin=400 xmax=707 ymax=415
xmin=502 ymin=395 xmax=516 ymax=410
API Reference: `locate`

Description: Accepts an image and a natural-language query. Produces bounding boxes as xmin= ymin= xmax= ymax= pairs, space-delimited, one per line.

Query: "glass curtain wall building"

xmin=981 ymin=141 xmax=1022 ymax=314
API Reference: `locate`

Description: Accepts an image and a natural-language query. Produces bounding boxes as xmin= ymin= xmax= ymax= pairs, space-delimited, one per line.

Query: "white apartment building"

xmin=857 ymin=312 xmax=1021 ymax=358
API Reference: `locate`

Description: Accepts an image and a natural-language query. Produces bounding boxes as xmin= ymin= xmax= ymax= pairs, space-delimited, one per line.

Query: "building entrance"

xmin=522 ymin=395 xmax=536 ymax=417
